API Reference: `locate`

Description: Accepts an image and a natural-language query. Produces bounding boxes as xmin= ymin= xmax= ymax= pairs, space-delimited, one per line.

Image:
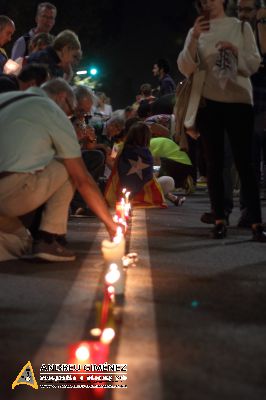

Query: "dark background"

xmin=2 ymin=0 xmax=199 ymax=108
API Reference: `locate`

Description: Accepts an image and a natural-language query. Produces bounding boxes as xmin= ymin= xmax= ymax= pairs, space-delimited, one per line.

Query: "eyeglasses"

xmin=236 ymin=6 xmax=256 ymax=13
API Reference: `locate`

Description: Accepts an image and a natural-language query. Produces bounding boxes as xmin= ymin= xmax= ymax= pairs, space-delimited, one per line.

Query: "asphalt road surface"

xmin=1 ymin=188 xmax=266 ymax=400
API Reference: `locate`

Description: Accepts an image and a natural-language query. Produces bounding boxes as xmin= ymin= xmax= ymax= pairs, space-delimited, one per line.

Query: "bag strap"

xmin=23 ymin=33 xmax=32 ymax=57
xmin=0 ymin=93 xmax=39 ymax=111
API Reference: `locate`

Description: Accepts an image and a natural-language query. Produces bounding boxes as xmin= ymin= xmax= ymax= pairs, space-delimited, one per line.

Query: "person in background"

xmin=149 ymin=136 xmax=193 ymax=192
xmin=237 ymin=0 xmax=266 ymax=226
xmin=11 ymin=2 xmax=56 ymax=60
xmin=152 ymin=58 xmax=176 ymax=97
xmin=17 ymin=63 xmax=50 ymax=90
xmin=124 ymin=105 xmax=137 ymax=120
xmin=105 ymin=122 xmax=166 ymax=208
xmin=139 ymin=83 xmax=156 ymax=103
xmin=94 ymin=92 xmax=112 ymax=119
xmin=0 ymin=74 xmax=19 ymax=93
xmin=0 ymin=16 xmax=15 ymax=73
xmin=70 ymin=85 xmax=106 ymax=217
xmin=27 ymin=29 xmax=81 ymax=81
xmin=28 ymin=32 xmax=54 ymax=54
xmin=92 ymin=114 xmax=125 ymax=149
xmin=178 ymin=0 xmax=266 ymax=241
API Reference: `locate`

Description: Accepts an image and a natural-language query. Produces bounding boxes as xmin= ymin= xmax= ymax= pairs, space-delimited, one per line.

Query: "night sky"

xmin=2 ymin=0 xmax=198 ymax=108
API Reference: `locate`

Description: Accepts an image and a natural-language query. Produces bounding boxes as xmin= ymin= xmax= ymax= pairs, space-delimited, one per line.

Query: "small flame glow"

xmin=101 ymin=328 xmax=115 ymax=344
xmin=75 ymin=344 xmax=90 ymax=362
xmin=122 ymin=256 xmax=130 ymax=267
xmin=125 ymin=192 xmax=130 ymax=203
xmin=113 ymin=227 xmax=123 ymax=243
xmin=90 ymin=328 xmax=102 ymax=337
xmin=105 ymin=264 xmax=121 ymax=284
xmin=113 ymin=215 xmax=119 ymax=223
xmin=107 ymin=285 xmax=115 ymax=296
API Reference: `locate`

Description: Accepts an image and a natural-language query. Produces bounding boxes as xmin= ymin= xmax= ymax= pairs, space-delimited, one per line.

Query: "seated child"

xmin=105 ymin=122 xmax=185 ymax=208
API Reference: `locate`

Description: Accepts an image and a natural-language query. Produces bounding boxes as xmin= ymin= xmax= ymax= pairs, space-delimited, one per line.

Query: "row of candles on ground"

xmin=68 ymin=189 xmax=137 ymax=399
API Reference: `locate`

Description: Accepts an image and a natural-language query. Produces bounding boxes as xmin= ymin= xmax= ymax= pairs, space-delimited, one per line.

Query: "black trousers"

xmin=159 ymin=158 xmax=193 ymax=188
xmin=71 ymin=149 xmax=105 ymax=211
xmin=197 ymin=99 xmax=262 ymax=223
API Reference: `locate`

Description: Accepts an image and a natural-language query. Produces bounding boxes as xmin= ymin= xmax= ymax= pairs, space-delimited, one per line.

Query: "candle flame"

xmin=125 ymin=191 xmax=130 ymax=203
xmin=75 ymin=344 xmax=90 ymax=362
xmin=105 ymin=264 xmax=121 ymax=284
xmin=90 ymin=328 xmax=102 ymax=337
xmin=113 ymin=215 xmax=119 ymax=223
xmin=107 ymin=285 xmax=115 ymax=295
xmin=100 ymin=328 xmax=115 ymax=344
xmin=110 ymin=263 xmax=118 ymax=271
xmin=114 ymin=227 xmax=123 ymax=243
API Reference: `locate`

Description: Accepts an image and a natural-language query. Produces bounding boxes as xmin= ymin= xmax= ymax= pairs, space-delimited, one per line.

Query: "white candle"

xmin=101 ymin=235 xmax=126 ymax=295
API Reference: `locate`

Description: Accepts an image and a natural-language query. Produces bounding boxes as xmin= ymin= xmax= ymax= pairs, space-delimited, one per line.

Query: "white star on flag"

xmin=126 ymin=156 xmax=150 ymax=180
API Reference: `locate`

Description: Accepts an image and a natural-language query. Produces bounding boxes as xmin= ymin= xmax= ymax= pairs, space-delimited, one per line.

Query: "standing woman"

xmin=177 ymin=0 xmax=266 ymax=241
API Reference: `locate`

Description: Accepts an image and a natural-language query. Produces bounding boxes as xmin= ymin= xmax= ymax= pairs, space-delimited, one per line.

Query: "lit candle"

xmin=125 ymin=191 xmax=130 ymax=204
xmin=101 ymin=327 xmax=115 ymax=344
xmin=101 ymin=232 xmax=126 ymax=295
xmin=68 ymin=341 xmax=109 ymax=400
xmin=115 ymin=200 xmax=125 ymax=220
xmin=122 ymin=191 xmax=131 ymax=221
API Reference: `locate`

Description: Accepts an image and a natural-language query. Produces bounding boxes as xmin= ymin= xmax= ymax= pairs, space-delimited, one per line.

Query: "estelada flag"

xmin=105 ymin=145 xmax=167 ymax=208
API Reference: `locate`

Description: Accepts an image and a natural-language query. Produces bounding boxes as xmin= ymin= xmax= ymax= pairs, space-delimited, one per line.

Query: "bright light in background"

xmin=90 ymin=67 xmax=98 ymax=76
xmin=76 ymin=70 xmax=88 ymax=75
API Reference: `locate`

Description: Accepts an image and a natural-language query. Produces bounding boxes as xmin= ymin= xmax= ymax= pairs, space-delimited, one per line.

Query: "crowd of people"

xmin=0 ymin=0 xmax=266 ymax=262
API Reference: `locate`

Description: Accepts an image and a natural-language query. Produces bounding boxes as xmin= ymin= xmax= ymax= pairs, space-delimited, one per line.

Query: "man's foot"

xmin=252 ymin=225 xmax=266 ymax=242
xmin=211 ymin=223 xmax=227 ymax=239
xmin=32 ymin=238 xmax=76 ymax=262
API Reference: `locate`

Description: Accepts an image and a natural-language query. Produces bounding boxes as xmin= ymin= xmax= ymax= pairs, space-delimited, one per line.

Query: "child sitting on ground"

xmin=105 ymin=121 xmax=185 ymax=208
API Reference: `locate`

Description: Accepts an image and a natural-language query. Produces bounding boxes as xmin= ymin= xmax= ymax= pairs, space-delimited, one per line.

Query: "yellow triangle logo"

xmin=12 ymin=361 xmax=38 ymax=390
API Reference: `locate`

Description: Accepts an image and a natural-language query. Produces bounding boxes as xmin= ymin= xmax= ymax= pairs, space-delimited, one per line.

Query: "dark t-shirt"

xmin=159 ymin=74 xmax=176 ymax=97
xmin=28 ymin=46 xmax=63 ymax=78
